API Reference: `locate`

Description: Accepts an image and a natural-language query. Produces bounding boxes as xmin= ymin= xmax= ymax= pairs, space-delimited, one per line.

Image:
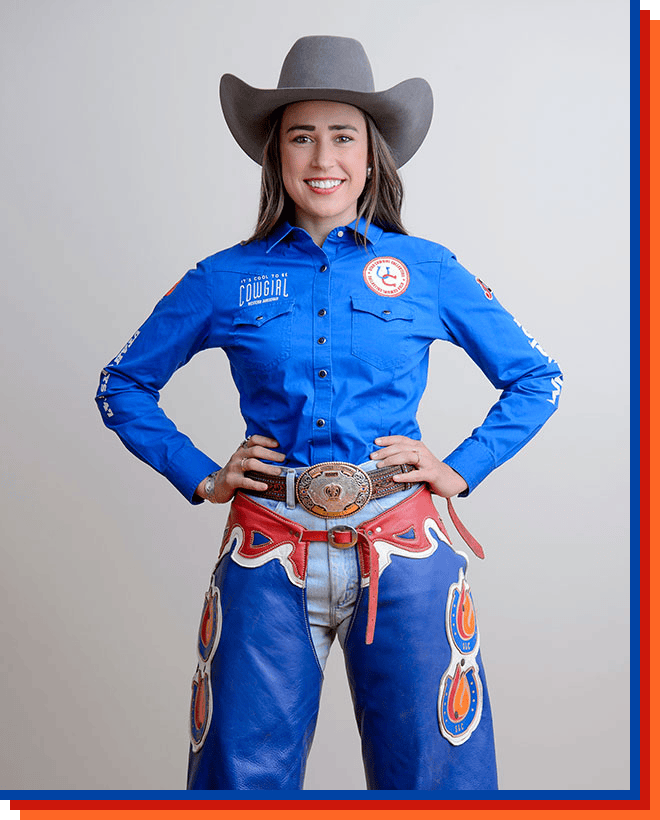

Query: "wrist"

xmin=200 ymin=470 xmax=221 ymax=503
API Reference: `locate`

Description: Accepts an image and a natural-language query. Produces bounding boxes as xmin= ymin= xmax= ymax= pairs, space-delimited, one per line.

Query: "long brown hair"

xmin=244 ymin=107 xmax=407 ymax=245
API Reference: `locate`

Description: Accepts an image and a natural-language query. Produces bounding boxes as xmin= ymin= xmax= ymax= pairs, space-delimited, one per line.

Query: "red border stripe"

xmin=9 ymin=799 xmax=649 ymax=811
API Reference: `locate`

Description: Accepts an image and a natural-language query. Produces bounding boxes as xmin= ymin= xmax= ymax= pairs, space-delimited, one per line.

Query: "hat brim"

xmin=219 ymin=74 xmax=433 ymax=168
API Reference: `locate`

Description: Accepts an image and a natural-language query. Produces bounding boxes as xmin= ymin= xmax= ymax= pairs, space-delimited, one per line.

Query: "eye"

xmin=335 ymin=135 xmax=353 ymax=143
xmin=291 ymin=134 xmax=312 ymax=144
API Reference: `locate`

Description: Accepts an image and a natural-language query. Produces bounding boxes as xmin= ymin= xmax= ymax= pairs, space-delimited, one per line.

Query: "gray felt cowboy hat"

xmin=219 ymin=35 xmax=433 ymax=168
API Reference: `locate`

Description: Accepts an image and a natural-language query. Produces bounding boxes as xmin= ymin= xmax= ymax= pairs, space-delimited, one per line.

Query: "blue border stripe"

xmin=1 ymin=789 xmax=640 ymax=801
xmin=629 ymin=0 xmax=641 ymax=802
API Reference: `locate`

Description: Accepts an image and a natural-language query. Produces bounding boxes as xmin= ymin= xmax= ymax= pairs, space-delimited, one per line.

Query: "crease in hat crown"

xmin=277 ymin=36 xmax=375 ymax=92
xmin=219 ymin=35 xmax=433 ymax=168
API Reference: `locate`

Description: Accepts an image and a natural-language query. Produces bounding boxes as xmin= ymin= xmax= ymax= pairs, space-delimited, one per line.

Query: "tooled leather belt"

xmin=244 ymin=461 xmax=416 ymax=519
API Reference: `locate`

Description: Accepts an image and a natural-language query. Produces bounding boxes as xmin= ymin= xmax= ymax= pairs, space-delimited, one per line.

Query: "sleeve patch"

xmin=475 ymin=278 xmax=493 ymax=299
xmin=164 ymin=278 xmax=183 ymax=298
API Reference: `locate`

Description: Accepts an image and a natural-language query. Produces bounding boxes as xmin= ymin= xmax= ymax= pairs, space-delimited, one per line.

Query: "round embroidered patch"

xmin=363 ymin=257 xmax=410 ymax=297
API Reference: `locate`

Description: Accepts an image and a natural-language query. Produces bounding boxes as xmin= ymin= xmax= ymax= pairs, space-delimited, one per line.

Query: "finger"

xmin=370 ymin=444 xmax=406 ymax=460
xmin=374 ymin=435 xmax=415 ymax=447
xmin=247 ymin=445 xmax=287 ymax=462
xmin=237 ymin=457 xmax=283 ymax=476
xmin=240 ymin=476 xmax=271 ymax=492
xmin=371 ymin=444 xmax=422 ymax=461
xmin=392 ymin=468 xmax=425 ymax=481
xmin=245 ymin=434 xmax=280 ymax=449
xmin=373 ymin=453 xmax=423 ymax=470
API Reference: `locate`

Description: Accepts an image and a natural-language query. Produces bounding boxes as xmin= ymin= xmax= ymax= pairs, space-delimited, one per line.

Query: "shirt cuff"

xmin=162 ymin=445 xmax=222 ymax=505
xmin=443 ymin=439 xmax=496 ymax=497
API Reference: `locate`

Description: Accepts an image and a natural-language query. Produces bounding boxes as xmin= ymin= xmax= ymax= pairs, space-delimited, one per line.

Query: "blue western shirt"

xmin=95 ymin=219 xmax=562 ymax=503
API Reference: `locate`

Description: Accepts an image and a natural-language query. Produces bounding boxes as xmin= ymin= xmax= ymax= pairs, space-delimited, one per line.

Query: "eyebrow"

xmin=285 ymin=124 xmax=359 ymax=133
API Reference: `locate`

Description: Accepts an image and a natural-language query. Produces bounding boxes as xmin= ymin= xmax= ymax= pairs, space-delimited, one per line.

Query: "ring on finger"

xmin=240 ymin=438 xmax=250 ymax=449
xmin=240 ymin=457 xmax=249 ymax=470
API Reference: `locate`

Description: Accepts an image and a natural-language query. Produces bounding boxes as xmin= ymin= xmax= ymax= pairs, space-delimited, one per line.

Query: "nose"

xmin=311 ymin=137 xmax=335 ymax=170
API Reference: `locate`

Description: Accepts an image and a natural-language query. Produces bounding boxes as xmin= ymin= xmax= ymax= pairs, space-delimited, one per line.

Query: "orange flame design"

xmin=447 ymin=663 xmax=471 ymax=722
xmin=201 ymin=596 xmax=213 ymax=646
xmin=193 ymin=672 xmax=207 ymax=730
xmin=457 ymin=582 xmax=475 ymax=641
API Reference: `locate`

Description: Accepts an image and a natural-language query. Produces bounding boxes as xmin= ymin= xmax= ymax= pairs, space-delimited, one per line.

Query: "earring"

xmin=366 ymin=165 xmax=373 ymax=179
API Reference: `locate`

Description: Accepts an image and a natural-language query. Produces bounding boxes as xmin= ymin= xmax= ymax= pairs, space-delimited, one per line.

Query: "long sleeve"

xmin=437 ymin=251 xmax=563 ymax=494
xmin=95 ymin=262 xmax=222 ymax=503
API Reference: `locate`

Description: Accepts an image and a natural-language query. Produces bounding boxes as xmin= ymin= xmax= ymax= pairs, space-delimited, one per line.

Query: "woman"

xmin=96 ymin=36 xmax=562 ymax=791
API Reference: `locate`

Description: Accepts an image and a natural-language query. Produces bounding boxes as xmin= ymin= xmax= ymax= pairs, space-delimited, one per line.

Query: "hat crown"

xmin=277 ymin=35 xmax=375 ymax=93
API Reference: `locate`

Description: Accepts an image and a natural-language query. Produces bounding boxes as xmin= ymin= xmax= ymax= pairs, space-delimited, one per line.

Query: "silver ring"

xmin=240 ymin=438 xmax=250 ymax=449
xmin=240 ymin=457 xmax=249 ymax=470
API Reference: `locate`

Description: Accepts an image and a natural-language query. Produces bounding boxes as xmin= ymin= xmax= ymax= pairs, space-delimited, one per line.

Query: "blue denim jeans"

xmin=251 ymin=461 xmax=420 ymax=669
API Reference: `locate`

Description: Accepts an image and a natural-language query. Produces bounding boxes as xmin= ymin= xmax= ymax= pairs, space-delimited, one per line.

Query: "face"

xmin=279 ymin=100 xmax=369 ymax=238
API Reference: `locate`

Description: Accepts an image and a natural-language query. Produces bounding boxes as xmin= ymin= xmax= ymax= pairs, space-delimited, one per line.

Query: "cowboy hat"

xmin=219 ymin=35 xmax=433 ymax=168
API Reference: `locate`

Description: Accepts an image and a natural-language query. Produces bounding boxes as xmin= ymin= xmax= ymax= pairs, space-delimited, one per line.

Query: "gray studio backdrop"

xmin=1 ymin=0 xmax=629 ymax=792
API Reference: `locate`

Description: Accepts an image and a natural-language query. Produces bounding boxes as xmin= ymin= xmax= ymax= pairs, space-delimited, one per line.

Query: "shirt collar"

xmin=265 ymin=221 xmax=296 ymax=253
xmin=349 ymin=216 xmax=382 ymax=245
xmin=265 ymin=217 xmax=383 ymax=253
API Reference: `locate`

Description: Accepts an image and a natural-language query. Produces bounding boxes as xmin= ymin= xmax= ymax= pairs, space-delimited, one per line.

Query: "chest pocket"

xmin=230 ymin=299 xmax=295 ymax=373
xmin=351 ymin=295 xmax=414 ymax=370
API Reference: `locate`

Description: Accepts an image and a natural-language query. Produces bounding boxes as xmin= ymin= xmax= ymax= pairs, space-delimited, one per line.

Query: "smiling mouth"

xmin=305 ymin=179 xmax=344 ymax=191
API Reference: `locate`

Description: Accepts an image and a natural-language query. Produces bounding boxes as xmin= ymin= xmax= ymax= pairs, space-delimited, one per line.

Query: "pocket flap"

xmin=233 ymin=299 xmax=295 ymax=327
xmin=351 ymin=295 xmax=413 ymax=321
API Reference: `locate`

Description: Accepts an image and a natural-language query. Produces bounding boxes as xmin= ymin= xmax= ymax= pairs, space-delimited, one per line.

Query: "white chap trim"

xmin=361 ymin=517 xmax=449 ymax=587
xmin=228 ymin=528 xmax=305 ymax=588
xmin=219 ymin=525 xmax=244 ymax=562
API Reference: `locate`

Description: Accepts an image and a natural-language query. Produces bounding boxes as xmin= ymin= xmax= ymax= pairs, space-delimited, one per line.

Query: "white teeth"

xmin=306 ymin=179 xmax=343 ymax=189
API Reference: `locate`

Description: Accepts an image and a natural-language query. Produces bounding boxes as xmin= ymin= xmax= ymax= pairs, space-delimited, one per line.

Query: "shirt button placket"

xmin=312 ymin=257 xmax=332 ymax=462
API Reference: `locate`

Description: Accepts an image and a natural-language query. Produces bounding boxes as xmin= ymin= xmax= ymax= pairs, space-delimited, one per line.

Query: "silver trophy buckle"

xmin=296 ymin=462 xmax=372 ymax=519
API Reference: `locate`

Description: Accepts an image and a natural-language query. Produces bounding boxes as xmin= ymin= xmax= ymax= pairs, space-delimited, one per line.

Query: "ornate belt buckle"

xmin=296 ymin=461 xmax=372 ymax=518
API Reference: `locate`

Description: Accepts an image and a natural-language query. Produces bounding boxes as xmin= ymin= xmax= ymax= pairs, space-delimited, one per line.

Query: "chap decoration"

xmin=190 ymin=578 xmax=221 ymax=751
xmin=438 ymin=566 xmax=484 ymax=745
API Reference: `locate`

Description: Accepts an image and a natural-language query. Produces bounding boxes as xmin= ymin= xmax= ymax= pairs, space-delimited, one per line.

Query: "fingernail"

xmin=374 ymin=438 xmax=383 ymax=444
